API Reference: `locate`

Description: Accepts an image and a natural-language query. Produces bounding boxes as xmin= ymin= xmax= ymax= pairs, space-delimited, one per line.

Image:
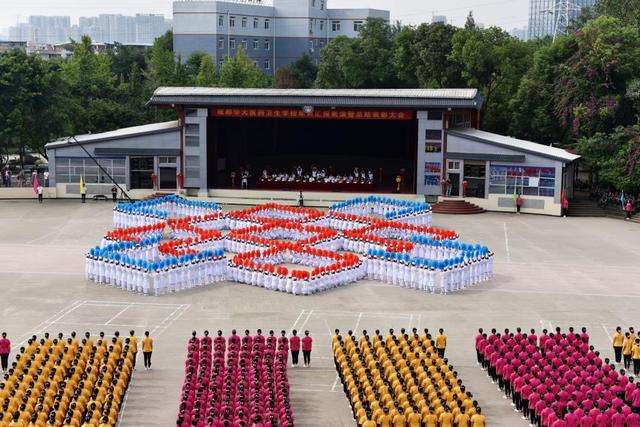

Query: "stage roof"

xmin=148 ymin=87 xmax=483 ymax=110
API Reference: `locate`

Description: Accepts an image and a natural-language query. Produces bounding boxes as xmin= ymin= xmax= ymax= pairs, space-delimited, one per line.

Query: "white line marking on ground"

xmin=417 ymin=314 xmax=422 ymax=331
xmin=83 ymin=300 xmax=184 ymax=307
xmin=290 ymin=309 xmax=306 ymax=333
xmin=503 ymin=222 xmax=511 ymax=263
xmin=151 ymin=304 xmax=190 ymax=338
xmin=353 ymin=312 xmax=363 ymax=334
xmin=298 ymin=309 xmax=314 ymax=331
xmin=485 ymin=288 xmax=640 ymax=299
xmin=18 ymin=300 xmax=87 ymax=346
xmin=105 ymin=304 xmax=132 ymax=326
xmin=602 ymin=324 xmax=612 ymax=342
xmin=17 ymin=299 xmax=83 ymax=342
xmin=409 ymin=314 xmax=414 ymax=329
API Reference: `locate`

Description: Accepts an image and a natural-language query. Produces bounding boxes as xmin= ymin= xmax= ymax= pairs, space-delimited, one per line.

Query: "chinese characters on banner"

xmin=211 ymin=107 xmax=415 ymax=121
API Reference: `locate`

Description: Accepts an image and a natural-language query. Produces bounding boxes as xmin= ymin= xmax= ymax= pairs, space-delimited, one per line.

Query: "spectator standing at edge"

xmin=142 ymin=330 xmax=153 ymax=370
xmin=562 ymin=197 xmax=569 ymax=217
xmin=43 ymin=170 xmax=49 ymax=187
xmin=516 ymin=194 xmax=523 ymax=214
xmin=37 ymin=185 xmax=43 ymax=204
xmin=0 ymin=332 xmax=10 ymax=372
xmin=80 ymin=176 xmax=87 ymax=203
xmin=625 ymin=200 xmax=633 ymax=220
xmin=302 ymin=330 xmax=313 ymax=367
xmin=436 ymin=328 xmax=447 ymax=358
xmin=613 ymin=327 xmax=624 ymax=364
xmin=129 ymin=330 xmax=138 ymax=369
xmin=111 ymin=185 xmax=118 ymax=202
xmin=290 ymin=330 xmax=300 ymax=368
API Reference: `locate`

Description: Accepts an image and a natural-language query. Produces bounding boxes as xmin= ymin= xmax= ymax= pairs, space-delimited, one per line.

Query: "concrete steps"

xmin=432 ymin=199 xmax=486 ymax=215
xmin=568 ymin=199 xmax=627 ymax=218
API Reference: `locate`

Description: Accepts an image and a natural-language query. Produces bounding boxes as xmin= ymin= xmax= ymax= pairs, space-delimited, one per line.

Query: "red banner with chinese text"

xmin=210 ymin=107 xmax=414 ymax=121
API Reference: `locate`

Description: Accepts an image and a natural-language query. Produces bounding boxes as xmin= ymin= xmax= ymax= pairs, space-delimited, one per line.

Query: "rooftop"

xmin=448 ymin=128 xmax=580 ymax=163
xmin=148 ymin=87 xmax=483 ymax=110
xmin=45 ymin=121 xmax=179 ymax=149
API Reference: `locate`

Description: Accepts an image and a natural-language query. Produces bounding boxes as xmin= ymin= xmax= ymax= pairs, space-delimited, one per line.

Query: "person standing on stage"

xmin=142 ymin=330 xmax=153 ymax=370
xmin=302 ymin=330 xmax=313 ymax=367
xmin=0 ymin=332 xmax=10 ymax=372
xmin=290 ymin=330 xmax=301 ymax=367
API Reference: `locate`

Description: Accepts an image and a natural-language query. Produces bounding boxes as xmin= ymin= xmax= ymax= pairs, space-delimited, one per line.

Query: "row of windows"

xmin=216 ymin=14 xmax=362 ymax=34
xmin=55 ymin=157 xmax=126 ymax=184
xmin=217 ymin=57 xmax=271 ymax=70
xmin=489 ymin=165 xmax=556 ymax=197
xmin=219 ymin=15 xmax=271 ymax=30
xmin=219 ymin=38 xmax=270 ymax=51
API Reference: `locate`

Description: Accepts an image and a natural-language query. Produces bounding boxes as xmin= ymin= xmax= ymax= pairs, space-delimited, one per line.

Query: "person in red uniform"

xmin=301 ymin=330 xmax=313 ymax=368
xmin=289 ymin=330 xmax=301 ymax=368
xmin=0 ymin=332 xmax=10 ymax=372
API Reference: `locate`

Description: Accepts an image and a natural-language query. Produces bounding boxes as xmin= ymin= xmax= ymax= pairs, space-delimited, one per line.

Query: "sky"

xmin=0 ymin=0 xmax=530 ymax=34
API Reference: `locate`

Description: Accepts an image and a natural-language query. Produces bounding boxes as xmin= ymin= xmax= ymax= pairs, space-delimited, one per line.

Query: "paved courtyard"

xmin=0 ymin=199 xmax=639 ymax=426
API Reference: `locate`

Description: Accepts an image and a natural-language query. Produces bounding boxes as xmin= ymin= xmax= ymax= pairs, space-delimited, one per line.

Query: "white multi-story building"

xmin=172 ymin=0 xmax=390 ymax=74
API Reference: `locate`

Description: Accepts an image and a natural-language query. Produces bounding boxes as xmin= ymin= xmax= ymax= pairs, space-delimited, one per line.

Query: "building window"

xmin=219 ymin=58 xmax=224 ymax=67
xmin=241 ymin=17 xmax=247 ymax=28
xmin=252 ymin=39 xmax=259 ymax=50
xmin=54 ymin=157 xmax=126 ymax=185
xmin=185 ymin=124 xmax=200 ymax=147
xmin=312 ymin=0 xmax=316 ymax=7
xmin=319 ymin=41 xmax=324 ymax=48
xmin=184 ymin=156 xmax=200 ymax=180
xmin=130 ymin=157 xmax=154 ymax=189
xmin=264 ymin=39 xmax=270 ymax=50
xmin=218 ymin=38 xmax=224 ymax=49
xmin=354 ymin=20 xmax=364 ymax=32
xmin=489 ymin=165 xmax=556 ymax=197
xmin=241 ymin=39 xmax=247 ymax=50
xmin=448 ymin=161 xmax=461 ymax=171
xmin=229 ymin=38 xmax=236 ymax=49
xmin=320 ymin=20 xmax=324 ymax=31
xmin=229 ymin=16 xmax=235 ymax=27
xmin=428 ymin=111 xmax=443 ymax=121
xmin=264 ymin=19 xmax=270 ymax=29
xmin=253 ymin=18 xmax=259 ymax=29
xmin=332 ymin=21 xmax=341 ymax=32
xmin=425 ymin=129 xmax=443 ymax=140
xmin=309 ymin=19 xmax=313 ymax=35
xmin=309 ymin=40 xmax=314 ymax=51
xmin=159 ymin=156 xmax=177 ymax=165
xmin=264 ymin=59 xmax=270 ymax=70
xmin=218 ymin=15 xmax=224 ymax=27
xmin=185 ymin=109 xmax=198 ymax=117
xmin=320 ymin=0 xmax=324 ymax=10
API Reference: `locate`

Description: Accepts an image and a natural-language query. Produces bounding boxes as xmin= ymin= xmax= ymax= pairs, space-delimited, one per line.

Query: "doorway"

xmin=463 ymin=161 xmax=486 ymax=198
xmin=158 ymin=156 xmax=177 ymax=190
xmin=448 ymin=173 xmax=460 ymax=197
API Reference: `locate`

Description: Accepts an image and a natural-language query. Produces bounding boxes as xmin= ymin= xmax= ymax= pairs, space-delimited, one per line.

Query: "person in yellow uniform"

xmin=439 ymin=409 xmax=454 ymax=427
xmin=623 ymin=332 xmax=634 ymax=370
xmin=128 ymin=331 xmax=138 ymax=369
xmin=141 ymin=331 xmax=153 ymax=371
xmin=436 ymin=329 xmax=447 ymax=358
xmin=454 ymin=410 xmax=470 ymax=426
xmin=632 ymin=337 xmax=640 ymax=376
xmin=613 ymin=326 xmax=625 ymax=364
xmin=470 ymin=407 xmax=485 ymax=427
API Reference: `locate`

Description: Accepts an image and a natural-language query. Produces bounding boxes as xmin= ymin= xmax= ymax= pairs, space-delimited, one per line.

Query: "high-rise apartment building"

xmin=528 ymin=0 xmax=595 ymax=39
xmin=172 ymin=0 xmax=390 ymax=74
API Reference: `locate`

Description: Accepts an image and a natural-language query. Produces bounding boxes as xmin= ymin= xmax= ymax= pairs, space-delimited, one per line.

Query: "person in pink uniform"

xmin=0 ymin=332 xmax=10 ymax=372
xmin=301 ymin=330 xmax=313 ymax=367
xmin=289 ymin=330 xmax=301 ymax=367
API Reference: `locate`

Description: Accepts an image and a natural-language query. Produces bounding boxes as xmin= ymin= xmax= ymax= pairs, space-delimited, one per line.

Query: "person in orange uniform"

xmin=436 ymin=329 xmax=447 ymax=358
xmin=141 ymin=331 xmax=153 ymax=371
xmin=470 ymin=407 xmax=486 ymax=426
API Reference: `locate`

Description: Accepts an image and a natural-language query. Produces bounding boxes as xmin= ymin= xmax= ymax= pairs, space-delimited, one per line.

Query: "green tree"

xmin=274 ymin=67 xmax=296 ymax=89
xmin=148 ymin=30 xmax=177 ymax=87
xmin=315 ymin=36 xmax=354 ymax=88
xmin=195 ymin=55 xmax=218 ymax=87
xmin=185 ymin=51 xmax=208 ymax=82
xmin=0 ymin=49 xmax=68 ymax=161
xmin=290 ymin=54 xmax=318 ymax=88
xmin=408 ymin=23 xmax=464 ymax=88
xmin=219 ymin=48 xmax=270 ymax=88
xmin=451 ymin=26 xmax=533 ymax=133
xmin=595 ymin=0 xmax=640 ymax=28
